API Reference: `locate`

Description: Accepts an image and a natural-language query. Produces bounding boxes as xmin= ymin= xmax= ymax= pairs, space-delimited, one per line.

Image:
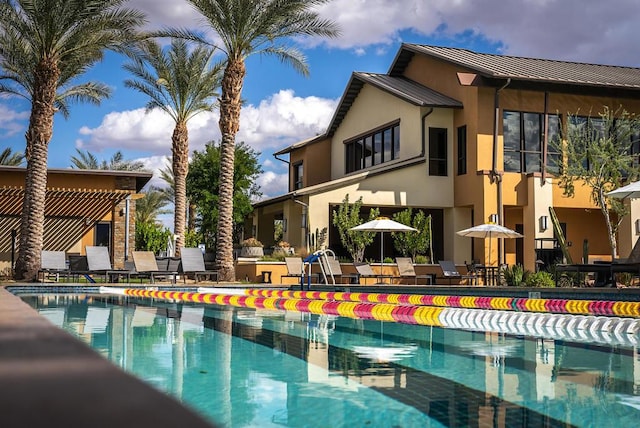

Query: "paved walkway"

xmin=0 ymin=286 xmax=216 ymax=428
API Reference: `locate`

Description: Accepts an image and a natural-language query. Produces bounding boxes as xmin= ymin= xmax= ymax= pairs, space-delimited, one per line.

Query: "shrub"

xmin=241 ymin=237 xmax=263 ymax=247
xmin=502 ymin=264 xmax=525 ymax=286
xmin=525 ymin=271 xmax=555 ymax=288
xmin=414 ymin=255 xmax=429 ymax=264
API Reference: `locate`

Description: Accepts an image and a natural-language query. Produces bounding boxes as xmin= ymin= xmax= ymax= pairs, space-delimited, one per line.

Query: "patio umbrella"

xmin=456 ymin=223 xmax=523 ymax=266
xmin=350 ymin=217 xmax=417 ymax=275
xmin=606 ymin=180 xmax=640 ymax=199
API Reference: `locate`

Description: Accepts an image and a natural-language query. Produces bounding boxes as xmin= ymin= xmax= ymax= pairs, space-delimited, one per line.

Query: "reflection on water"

xmin=22 ymin=294 xmax=640 ymax=427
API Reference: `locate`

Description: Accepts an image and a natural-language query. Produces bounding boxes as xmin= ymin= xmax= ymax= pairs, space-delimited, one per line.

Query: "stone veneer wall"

xmin=113 ymin=177 xmax=137 ymax=269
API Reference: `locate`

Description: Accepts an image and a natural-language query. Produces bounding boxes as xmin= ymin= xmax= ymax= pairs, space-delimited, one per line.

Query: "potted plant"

xmin=240 ymin=237 xmax=264 ymax=258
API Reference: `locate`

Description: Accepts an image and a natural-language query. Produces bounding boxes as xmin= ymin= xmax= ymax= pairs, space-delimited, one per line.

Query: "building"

xmin=0 ymin=166 xmax=152 ymax=274
xmin=248 ymin=44 xmax=640 ymax=272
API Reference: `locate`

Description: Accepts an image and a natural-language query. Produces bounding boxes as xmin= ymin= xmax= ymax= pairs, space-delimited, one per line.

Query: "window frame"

xmin=293 ymin=161 xmax=303 ymax=190
xmin=344 ymin=120 xmax=400 ymax=173
xmin=457 ymin=125 xmax=467 ymax=175
xmin=429 ymin=127 xmax=448 ymax=177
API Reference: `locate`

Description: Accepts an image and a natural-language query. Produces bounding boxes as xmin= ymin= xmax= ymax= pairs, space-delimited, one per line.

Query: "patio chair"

xmin=38 ymin=250 xmax=69 ymax=282
xmin=318 ymin=255 xmax=360 ymax=285
xmin=395 ymin=257 xmax=434 ymax=285
xmin=85 ymin=246 xmax=131 ymax=283
xmin=438 ymin=260 xmax=476 ymax=285
xmin=282 ymin=257 xmax=318 ymax=284
xmin=131 ymin=251 xmax=178 ymax=284
xmin=180 ymin=248 xmax=219 ymax=283
xmin=354 ymin=262 xmax=397 ymax=285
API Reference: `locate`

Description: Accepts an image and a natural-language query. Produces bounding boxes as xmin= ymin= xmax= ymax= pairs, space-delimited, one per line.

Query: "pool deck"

xmin=0 ymin=285 xmax=217 ymax=428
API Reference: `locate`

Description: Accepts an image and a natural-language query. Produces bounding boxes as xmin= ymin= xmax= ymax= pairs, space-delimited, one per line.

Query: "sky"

xmin=3 ymin=0 xmax=640 ymax=207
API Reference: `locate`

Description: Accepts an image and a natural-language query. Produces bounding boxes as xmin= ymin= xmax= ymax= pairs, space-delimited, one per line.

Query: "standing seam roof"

xmin=400 ymin=44 xmax=640 ymax=89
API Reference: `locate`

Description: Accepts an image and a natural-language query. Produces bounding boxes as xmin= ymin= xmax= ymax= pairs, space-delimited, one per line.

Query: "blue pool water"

xmin=20 ymin=292 xmax=640 ymax=427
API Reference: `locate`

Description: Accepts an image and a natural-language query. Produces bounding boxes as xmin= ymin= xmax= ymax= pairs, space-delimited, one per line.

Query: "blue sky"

xmin=3 ymin=0 xmax=640 ymax=204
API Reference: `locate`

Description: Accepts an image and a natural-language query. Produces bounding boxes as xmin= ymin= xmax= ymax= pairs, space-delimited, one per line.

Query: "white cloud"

xmin=77 ymin=89 xmax=336 ymax=160
xmin=0 ymin=104 xmax=29 ymax=138
xmin=131 ymin=0 xmax=640 ymax=67
xmin=255 ymin=170 xmax=289 ymax=201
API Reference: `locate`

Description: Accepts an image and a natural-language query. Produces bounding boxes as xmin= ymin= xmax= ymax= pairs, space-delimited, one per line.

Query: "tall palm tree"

xmin=157 ymin=157 xmax=197 ymax=231
xmin=70 ymin=148 xmax=147 ymax=171
xmin=123 ymin=38 xmax=221 ymax=254
xmin=0 ymin=0 xmax=146 ymax=280
xmin=182 ymin=0 xmax=339 ymax=281
xmin=0 ymin=147 xmax=24 ymax=165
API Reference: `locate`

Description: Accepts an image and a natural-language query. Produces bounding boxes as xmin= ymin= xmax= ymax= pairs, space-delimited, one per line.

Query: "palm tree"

xmin=0 ymin=147 xmax=24 ymax=165
xmin=159 ymin=157 xmax=199 ymax=233
xmin=135 ymin=187 xmax=171 ymax=225
xmin=70 ymin=148 xmax=147 ymax=171
xmin=123 ymin=38 xmax=221 ymax=255
xmin=182 ymin=0 xmax=339 ymax=281
xmin=0 ymin=0 xmax=145 ymax=280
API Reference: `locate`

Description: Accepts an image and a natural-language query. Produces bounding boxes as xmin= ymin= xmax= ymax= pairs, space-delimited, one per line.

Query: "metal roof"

xmin=325 ymin=71 xmax=462 ymax=138
xmin=390 ymin=44 xmax=640 ymax=90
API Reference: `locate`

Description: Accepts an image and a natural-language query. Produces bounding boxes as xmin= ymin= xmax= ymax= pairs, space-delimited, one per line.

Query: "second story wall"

xmin=288 ymin=137 xmax=332 ymax=190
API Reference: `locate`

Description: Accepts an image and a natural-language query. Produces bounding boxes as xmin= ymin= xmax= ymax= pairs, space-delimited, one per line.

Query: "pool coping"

xmin=0 ymin=286 xmax=217 ymax=428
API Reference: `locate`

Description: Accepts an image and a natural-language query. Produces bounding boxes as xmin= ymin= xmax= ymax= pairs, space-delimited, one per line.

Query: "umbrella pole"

xmin=380 ymin=232 xmax=384 ymax=277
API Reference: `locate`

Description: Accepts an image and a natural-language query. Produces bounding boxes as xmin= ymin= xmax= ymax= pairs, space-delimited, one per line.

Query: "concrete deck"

xmin=0 ymin=286 xmax=216 ymax=428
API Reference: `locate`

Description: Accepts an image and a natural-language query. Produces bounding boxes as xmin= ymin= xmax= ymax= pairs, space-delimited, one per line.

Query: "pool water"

xmin=22 ymin=293 xmax=640 ymax=427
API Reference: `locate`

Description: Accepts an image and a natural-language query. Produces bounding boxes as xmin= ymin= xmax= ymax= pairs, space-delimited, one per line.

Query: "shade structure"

xmin=350 ymin=217 xmax=417 ymax=276
xmin=606 ymin=180 xmax=640 ymax=199
xmin=456 ymin=223 xmax=523 ymax=266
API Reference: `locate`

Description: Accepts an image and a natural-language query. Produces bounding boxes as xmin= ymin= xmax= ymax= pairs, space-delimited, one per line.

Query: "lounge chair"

xmin=438 ymin=260 xmax=476 ymax=285
xmin=281 ymin=257 xmax=318 ymax=284
xmin=395 ymin=257 xmax=434 ymax=285
xmin=318 ymin=255 xmax=359 ymax=285
xmin=354 ymin=262 xmax=397 ymax=285
xmin=38 ymin=250 xmax=68 ymax=282
xmin=180 ymin=248 xmax=219 ymax=283
xmin=131 ymin=251 xmax=178 ymax=284
xmin=86 ymin=246 xmax=131 ymax=283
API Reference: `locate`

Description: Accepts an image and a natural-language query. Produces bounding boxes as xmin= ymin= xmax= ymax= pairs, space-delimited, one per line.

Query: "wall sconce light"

xmin=539 ymin=215 xmax=548 ymax=232
xmin=489 ymin=214 xmax=498 ymax=224
xmin=635 ymin=219 xmax=640 ymax=235
xmin=119 ymin=208 xmax=125 ymax=217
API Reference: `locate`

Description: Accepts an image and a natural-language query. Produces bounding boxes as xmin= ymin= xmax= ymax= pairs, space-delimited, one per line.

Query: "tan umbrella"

xmin=350 ymin=217 xmax=417 ymax=275
xmin=456 ymin=223 xmax=523 ymax=266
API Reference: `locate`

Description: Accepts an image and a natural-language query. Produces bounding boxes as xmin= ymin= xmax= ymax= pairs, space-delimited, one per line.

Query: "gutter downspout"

xmin=421 ymin=108 xmax=435 ymax=157
xmin=492 ymin=78 xmax=511 ymax=265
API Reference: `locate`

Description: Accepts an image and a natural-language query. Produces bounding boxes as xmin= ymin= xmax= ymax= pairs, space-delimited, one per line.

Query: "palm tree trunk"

xmin=172 ymin=122 xmax=189 ymax=256
xmin=14 ymin=59 xmax=59 ymax=281
xmin=216 ymin=58 xmax=246 ymax=282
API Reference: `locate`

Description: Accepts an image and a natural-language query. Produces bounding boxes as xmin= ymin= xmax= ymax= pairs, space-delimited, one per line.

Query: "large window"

xmin=457 ymin=125 xmax=467 ymax=175
xmin=293 ymin=162 xmax=303 ymax=190
xmin=429 ymin=127 xmax=447 ymax=176
xmin=345 ymin=121 xmax=400 ymax=173
xmin=503 ymin=111 xmax=561 ymax=173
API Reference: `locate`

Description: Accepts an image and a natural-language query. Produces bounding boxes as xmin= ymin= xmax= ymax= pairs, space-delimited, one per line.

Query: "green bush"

xmin=414 ymin=255 xmax=428 ymax=264
xmin=503 ymin=264 xmax=525 ymax=286
xmin=525 ymin=271 xmax=555 ymax=288
xmin=136 ymin=221 xmax=171 ymax=254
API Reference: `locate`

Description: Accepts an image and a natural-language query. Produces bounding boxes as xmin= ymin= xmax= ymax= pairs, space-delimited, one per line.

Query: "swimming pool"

xmin=19 ymin=289 xmax=640 ymax=427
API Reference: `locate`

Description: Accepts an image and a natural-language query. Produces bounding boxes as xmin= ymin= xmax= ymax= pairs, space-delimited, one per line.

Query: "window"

xmin=429 ymin=127 xmax=447 ymax=176
xmin=503 ymin=111 xmax=560 ymax=173
xmin=457 ymin=125 xmax=467 ymax=175
xmin=293 ymin=162 xmax=303 ymax=190
xmin=344 ymin=121 xmax=400 ymax=173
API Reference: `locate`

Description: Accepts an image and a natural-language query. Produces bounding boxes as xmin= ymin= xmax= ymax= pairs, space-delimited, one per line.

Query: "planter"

xmin=240 ymin=246 xmax=264 ymax=258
